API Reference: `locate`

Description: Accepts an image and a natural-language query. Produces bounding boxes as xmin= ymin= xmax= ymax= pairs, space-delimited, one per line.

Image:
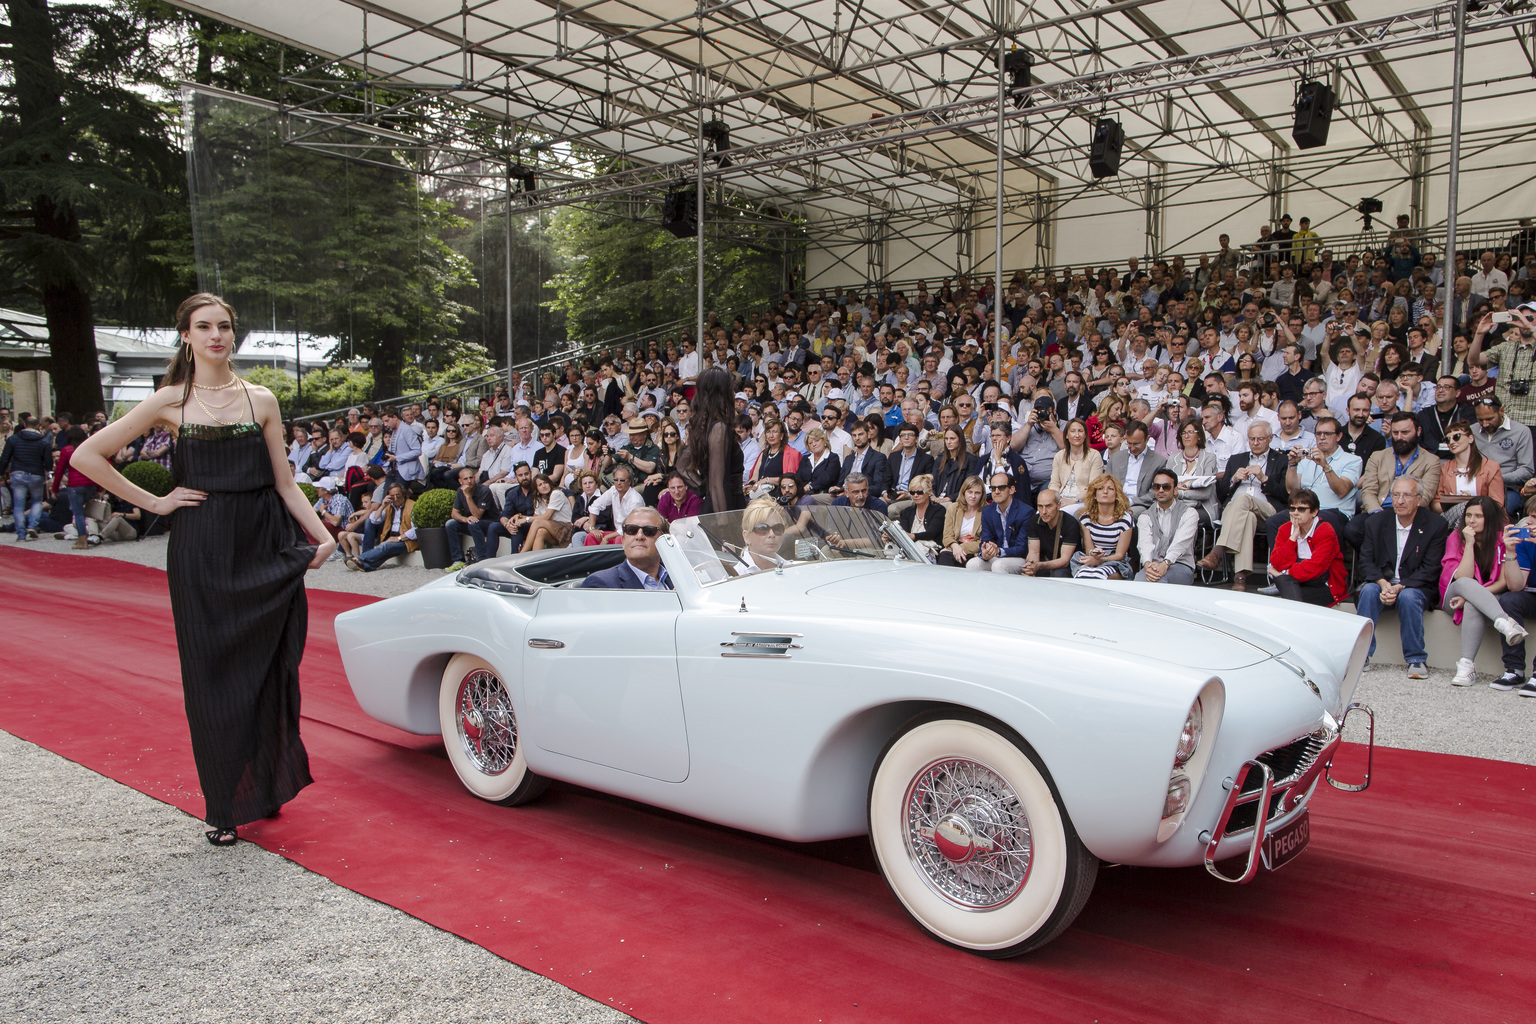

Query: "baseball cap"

xmin=315 ymin=476 xmax=340 ymax=491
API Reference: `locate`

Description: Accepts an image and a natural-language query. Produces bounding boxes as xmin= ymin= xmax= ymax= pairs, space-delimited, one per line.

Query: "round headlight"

xmin=1174 ymin=698 xmax=1203 ymax=766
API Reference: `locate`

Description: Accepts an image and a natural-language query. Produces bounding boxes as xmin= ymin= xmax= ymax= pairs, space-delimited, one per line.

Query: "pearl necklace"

xmin=192 ymin=375 xmax=240 ymax=391
xmin=193 ymin=378 xmax=248 ymax=426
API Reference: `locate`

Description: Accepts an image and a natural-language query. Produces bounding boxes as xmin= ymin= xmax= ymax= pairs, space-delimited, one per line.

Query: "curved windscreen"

xmin=670 ymin=505 xmax=922 ymax=586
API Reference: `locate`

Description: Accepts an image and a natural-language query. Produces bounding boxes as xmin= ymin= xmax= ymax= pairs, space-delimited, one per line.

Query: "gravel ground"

xmin=0 ymin=729 xmax=633 ymax=1024
xmin=14 ymin=530 xmax=442 ymax=600
xmin=4 ymin=526 xmax=1535 ymax=1022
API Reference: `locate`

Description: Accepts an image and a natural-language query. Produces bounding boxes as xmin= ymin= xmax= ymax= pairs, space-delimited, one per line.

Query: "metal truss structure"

xmin=175 ymin=0 xmax=1536 ymax=278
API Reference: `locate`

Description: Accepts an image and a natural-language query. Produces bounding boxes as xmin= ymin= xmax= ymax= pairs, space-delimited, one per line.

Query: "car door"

xmin=521 ymin=587 xmax=688 ymax=782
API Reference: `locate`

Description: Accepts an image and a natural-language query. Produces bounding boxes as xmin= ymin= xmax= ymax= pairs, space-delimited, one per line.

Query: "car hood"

xmin=805 ymin=567 xmax=1288 ymax=670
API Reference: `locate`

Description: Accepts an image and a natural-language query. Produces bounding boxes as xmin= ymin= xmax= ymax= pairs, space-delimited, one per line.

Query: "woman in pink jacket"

xmin=1439 ymin=495 xmax=1528 ymax=686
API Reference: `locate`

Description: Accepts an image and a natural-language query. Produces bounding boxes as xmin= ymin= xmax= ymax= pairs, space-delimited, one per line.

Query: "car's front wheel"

xmin=438 ymin=653 xmax=548 ymax=805
xmin=868 ymin=712 xmax=1097 ymax=957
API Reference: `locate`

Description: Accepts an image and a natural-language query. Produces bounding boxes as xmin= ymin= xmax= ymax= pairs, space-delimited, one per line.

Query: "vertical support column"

xmin=516 ymin=164 xmax=522 ymax=396
xmin=1267 ymin=150 xmax=1285 ymax=230
xmin=1143 ymin=168 xmax=1166 ymax=259
xmin=1443 ymin=0 xmax=1467 ymax=376
xmin=1033 ymin=189 xmax=1053 ymax=270
xmin=506 ymin=164 xmax=514 ymax=396
xmin=1410 ymin=125 xmax=1431 ymax=229
xmin=993 ymin=28 xmax=1007 ymax=382
xmin=695 ymin=5 xmax=706 ymax=349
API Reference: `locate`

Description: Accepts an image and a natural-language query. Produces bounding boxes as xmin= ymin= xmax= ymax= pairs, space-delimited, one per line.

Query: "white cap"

xmin=315 ymin=476 xmax=340 ymax=491
xmin=825 ymin=387 xmax=845 ymax=400
xmin=735 ymin=391 xmax=751 ymax=401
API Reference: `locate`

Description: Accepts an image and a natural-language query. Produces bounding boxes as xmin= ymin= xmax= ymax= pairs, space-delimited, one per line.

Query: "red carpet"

xmin=2 ymin=545 xmax=1533 ymax=1023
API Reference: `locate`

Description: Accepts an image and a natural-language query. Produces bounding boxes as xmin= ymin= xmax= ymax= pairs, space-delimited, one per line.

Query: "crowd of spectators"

xmin=8 ymin=214 xmax=1536 ymax=693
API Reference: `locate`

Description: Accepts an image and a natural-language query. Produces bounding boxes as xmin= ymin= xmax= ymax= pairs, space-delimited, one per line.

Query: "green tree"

xmin=187 ymin=94 xmax=475 ymax=401
xmin=547 ymin=193 xmax=801 ymax=343
xmin=0 ymin=0 xmax=189 ymax=415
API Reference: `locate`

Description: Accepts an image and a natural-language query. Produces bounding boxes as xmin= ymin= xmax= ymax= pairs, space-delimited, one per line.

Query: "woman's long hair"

xmin=1063 ymin=417 xmax=1090 ymax=459
xmin=1448 ymin=418 xmax=1482 ymax=475
xmin=1084 ymin=473 xmax=1131 ymax=521
xmin=1465 ymin=495 xmax=1506 ymax=581
xmin=933 ymin=426 xmax=970 ymax=481
xmin=164 ymin=293 xmax=239 ymax=408
xmin=683 ymin=365 xmax=735 ymax=480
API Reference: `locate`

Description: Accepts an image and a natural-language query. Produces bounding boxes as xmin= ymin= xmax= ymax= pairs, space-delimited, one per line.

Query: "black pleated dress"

xmin=169 ymin=395 xmax=315 ymax=829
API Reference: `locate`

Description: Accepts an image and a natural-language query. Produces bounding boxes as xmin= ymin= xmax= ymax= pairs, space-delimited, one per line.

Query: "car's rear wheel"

xmin=868 ymin=711 xmax=1097 ymax=957
xmin=438 ymin=654 xmax=548 ymax=806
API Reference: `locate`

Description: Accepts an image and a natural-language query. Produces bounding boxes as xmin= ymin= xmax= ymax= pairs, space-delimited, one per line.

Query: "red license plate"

xmin=1262 ymin=808 xmax=1310 ymax=872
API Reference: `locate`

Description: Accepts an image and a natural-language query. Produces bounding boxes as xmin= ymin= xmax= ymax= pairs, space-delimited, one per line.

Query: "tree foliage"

xmin=547 ymin=194 xmax=801 ymax=343
xmin=0 ymin=0 xmax=192 ymax=415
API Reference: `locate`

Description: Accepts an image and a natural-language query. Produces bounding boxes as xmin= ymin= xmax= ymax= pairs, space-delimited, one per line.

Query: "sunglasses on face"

xmin=1447 ymin=433 xmax=1468 ymax=442
xmin=663 ymin=431 xmax=679 ymax=438
xmin=1151 ymin=483 xmax=1175 ymax=491
xmin=990 ymin=484 xmax=1011 ymax=492
xmin=751 ymin=522 xmax=787 ymax=536
xmin=1289 ymin=506 xmax=1312 ymax=513
xmin=622 ymin=523 xmax=661 ymax=537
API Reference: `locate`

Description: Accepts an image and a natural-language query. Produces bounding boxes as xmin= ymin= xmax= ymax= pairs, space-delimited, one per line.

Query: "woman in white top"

xmin=1047 ymin=418 xmax=1102 ymax=516
xmin=521 ymin=473 xmax=574 ymax=551
xmin=1170 ymin=420 xmax=1220 ymax=522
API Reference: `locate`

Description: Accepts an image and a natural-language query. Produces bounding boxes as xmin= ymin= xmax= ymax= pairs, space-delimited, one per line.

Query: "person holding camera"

xmin=1468 ymin=307 xmax=1536 ymax=427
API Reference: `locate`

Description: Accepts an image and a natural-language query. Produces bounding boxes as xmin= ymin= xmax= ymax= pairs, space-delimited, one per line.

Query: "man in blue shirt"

xmin=967 ymin=471 xmax=1034 ymax=574
xmin=1493 ymin=517 xmax=1536 ymax=696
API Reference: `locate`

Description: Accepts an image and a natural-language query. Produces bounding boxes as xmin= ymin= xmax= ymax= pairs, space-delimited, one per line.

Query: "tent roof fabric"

xmin=171 ymin=1 xmax=1536 ymax=232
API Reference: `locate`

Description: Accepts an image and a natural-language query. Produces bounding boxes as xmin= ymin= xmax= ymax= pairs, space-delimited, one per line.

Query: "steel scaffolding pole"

xmin=994 ymin=31 xmax=1007 ymax=382
xmin=1443 ymin=0 xmax=1467 ymax=376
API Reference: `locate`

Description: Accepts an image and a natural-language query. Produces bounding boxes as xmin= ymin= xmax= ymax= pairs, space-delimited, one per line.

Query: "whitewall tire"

xmin=868 ymin=711 xmax=1097 ymax=956
xmin=438 ymin=653 xmax=548 ymax=806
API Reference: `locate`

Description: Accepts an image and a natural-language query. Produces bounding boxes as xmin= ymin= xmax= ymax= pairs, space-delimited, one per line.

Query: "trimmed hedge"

xmin=296 ymin=481 xmax=318 ymax=505
xmin=411 ymin=487 xmax=456 ymax=529
xmin=122 ymin=460 xmax=173 ymax=497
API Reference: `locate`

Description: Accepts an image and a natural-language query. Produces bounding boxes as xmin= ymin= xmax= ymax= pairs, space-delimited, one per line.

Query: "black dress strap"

xmin=242 ymin=378 xmax=255 ymax=422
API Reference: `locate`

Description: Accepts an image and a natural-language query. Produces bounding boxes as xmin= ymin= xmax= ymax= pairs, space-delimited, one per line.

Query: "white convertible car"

xmin=336 ymin=505 xmax=1375 ymax=956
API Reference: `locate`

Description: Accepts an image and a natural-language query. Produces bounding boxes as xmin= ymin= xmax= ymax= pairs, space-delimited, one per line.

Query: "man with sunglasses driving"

xmin=579 ymin=507 xmax=673 ymax=590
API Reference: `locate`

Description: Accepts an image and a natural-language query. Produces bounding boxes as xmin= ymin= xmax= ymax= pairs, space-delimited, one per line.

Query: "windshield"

xmin=671 ymin=503 xmax=922 ymax=585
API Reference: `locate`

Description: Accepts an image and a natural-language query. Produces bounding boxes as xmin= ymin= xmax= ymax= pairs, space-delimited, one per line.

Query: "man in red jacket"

xmin=1267 ymin=487 xmax=1347 ymax=606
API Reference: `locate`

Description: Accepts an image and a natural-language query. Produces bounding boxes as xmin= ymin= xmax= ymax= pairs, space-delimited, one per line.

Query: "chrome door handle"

xmin=527 ymin=638 xmax=565 ymax=649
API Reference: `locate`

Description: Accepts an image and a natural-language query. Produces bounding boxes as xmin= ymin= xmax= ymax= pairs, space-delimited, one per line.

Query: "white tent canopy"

xmin=172 ymin=0 xmax=1536 ymax=283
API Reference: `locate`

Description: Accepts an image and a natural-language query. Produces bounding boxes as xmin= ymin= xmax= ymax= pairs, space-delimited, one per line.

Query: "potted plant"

xmin=121 ymin=461 xmax=174 ymax=535
xmin=410 ymin=488 xmax=457 ymax=569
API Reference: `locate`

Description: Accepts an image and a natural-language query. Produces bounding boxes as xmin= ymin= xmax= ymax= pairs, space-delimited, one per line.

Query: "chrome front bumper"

xmin=1201 ymin=702 xmax=1374 ymax=883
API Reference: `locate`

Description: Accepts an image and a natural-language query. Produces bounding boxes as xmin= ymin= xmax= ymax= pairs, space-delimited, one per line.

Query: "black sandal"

xmin=205 ymin=827 xmax=239 ymax=846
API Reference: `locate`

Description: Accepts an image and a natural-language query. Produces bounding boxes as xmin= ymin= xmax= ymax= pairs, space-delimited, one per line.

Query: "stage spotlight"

xmin=702 ymin=119 xmax=732 ymax=167
xmin=1004 ymin=50 xmax=1032 ymax=107
xmin=662 ymin=185 xmax=698 ymax=238
xmin=1089 ymin=118 xmax=1123 ymax=179
xmin=1292 ymin=79 xmax=1335 ymax=150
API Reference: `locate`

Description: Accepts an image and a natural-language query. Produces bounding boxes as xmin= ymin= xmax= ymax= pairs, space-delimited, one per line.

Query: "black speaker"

xmin=1004 ymin=50 xmax=1032 ymax=107
xmin=662 ymin=187 xmax=697 ymax=239
xmin=1292 ymin=80 xmax=1335 ymax=150
xmin=1089 ymin=118 xmax=1123 ymax=179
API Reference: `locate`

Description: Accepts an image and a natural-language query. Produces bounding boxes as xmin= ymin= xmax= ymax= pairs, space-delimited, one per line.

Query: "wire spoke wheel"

xmin=905 ymin=757 xmax=1033 ymax=910
xmin=438 ymin=654 xmax=549 ymax=806
xmin=455 ymin=668 xmax=518 ymax=775
xmin=870 ymin=713 xmax=1097 ymax=957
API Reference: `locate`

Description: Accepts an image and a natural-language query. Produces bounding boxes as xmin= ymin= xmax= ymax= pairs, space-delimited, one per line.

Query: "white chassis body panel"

xmin=336 ymin=535 xmax=1370 ymax=869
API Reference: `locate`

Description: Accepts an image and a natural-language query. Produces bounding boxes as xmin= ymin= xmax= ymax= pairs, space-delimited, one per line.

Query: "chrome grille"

xmin=1223 ymin=724 xmax=1334 ymax=837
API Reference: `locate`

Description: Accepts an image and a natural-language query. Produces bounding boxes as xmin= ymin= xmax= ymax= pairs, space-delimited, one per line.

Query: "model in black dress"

xmin=69 ymin=294 xmax=336 ymax=847
xmin=169 ymin=385 xmax=317 ymax=835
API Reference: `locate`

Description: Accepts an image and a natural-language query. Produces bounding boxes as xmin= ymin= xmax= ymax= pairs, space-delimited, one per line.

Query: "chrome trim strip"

xmin=720 ymin=652 xmax=793 ymax=659
xmin=730 ymin=631 xmax=804 ymax=638
xmin=527 ymin=638 xmax=565 ymax=649
xmin=1204 ymin=761 xmax=1273 ymax=884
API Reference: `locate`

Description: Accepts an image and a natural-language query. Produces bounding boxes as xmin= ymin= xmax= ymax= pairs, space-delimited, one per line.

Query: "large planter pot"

xmin=416 ymin=526 xmax=454 ymax=570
